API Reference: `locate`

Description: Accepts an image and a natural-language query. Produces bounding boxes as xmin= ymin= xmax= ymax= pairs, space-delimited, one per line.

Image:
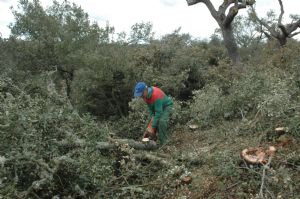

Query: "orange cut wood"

xmin=181 ymin=176 xmax=192 ymax=184
xmin=241 ymin=146 xmax=276 ymax=164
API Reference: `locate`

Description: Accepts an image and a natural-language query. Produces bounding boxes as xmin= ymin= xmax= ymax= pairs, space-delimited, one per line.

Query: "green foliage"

xmin=129 ymin=22 xmax=154 ymax=44
xmin=114 ymin=98 xmax=149 ymax=139
xmin=0 ymin=76 xmax=113 ymax=197
xmin=131 ymin=30 xmax=207 ymax=100
xmin=232 ymin=15 xmax=261 ymax=48
xmin=70 ymin=44 xmax=133 ymax=119
xmin=213 ymin=151 xmax=241 ymax=180
xmin=189 ymin=84 xmax=223 ymax=128
xmin=189 ymin=58 xmax=300 ymax=133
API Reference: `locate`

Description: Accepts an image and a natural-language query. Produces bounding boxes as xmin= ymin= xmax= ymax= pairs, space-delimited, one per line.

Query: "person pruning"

xmin=134 ymin=82 xmax=173 ymax=145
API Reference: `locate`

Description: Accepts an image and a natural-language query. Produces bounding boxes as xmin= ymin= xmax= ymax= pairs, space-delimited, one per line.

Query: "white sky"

xmin=0 ymin=0 xmax=300 ymax=40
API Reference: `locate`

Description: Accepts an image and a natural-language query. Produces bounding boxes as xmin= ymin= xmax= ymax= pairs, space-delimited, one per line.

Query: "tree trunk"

xmin=278 ymin=36 xmax=287 ymax=46
xmin=221 ymin=25 xmax=241 ymax=66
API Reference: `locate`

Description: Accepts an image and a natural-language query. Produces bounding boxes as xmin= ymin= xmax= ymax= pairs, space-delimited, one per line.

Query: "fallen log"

xmin=56 ymin=138 xmax=158 ymax=150
xmin=97 ymin=139 xmax=158 ymax=150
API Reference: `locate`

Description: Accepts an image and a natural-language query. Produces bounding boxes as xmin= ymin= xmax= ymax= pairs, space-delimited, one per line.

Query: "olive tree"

xmin=250 ymin=0 xmax=300 ymax=46
xmin=186 ymin=0 xmax=255 ymax=67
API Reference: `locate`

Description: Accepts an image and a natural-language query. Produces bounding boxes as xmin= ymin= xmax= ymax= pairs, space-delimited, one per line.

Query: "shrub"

xmin=0 ymin=76 xmax=113 ymax=198
xmin=188 ymin=62 xmax=300 ymax=134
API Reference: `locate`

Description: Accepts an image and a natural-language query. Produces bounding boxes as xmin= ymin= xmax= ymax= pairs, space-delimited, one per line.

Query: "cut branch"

xmin=186 ymin=0 xmax=202 ymax=6
xmin=259 ymin=155 xmax=273 ymax=198
xmin=56 ymin=138 xmax=158 ymax=150
xmin=99 ymin=139 xmax=158 ymax=150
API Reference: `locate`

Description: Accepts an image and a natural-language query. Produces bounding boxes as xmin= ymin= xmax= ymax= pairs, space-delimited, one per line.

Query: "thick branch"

xmin=218 ymin=0 xmax=234 ymax=15
xmin=186 ymin=0 xmax=218 ymax=20
xmin=202 ymin=0 xmax=219 ymax=20
xmin=277 ymin=0 xmax=289 ymax=37
xmin=186 ymin=0 xmax=203 ymax=6
xmin=223 ymin=5 xmax=240 ymax=27
xmin=262 ymin=30 xmax=272 ymax=40
xmin=278 ymin=0 xmax=284 ymax=25
xmin=56 ymin=138 xmax=158 ymax=150
xmin=250 ymin=6 xmax=279 ymax=38
xmin=289 ymin=30 xmax=300 ymax=38
xmin=286 ymin=20 xmax=300 ymax=35
xmin=223 ymin=1 xmax=254 ymax=27
xmin=219 ymin=0 xmax=255 ymax=14
xmin=278 ymin=24 xmax=289 ymax=37
xmin=98 ymin=139 xmax=158 ymax=150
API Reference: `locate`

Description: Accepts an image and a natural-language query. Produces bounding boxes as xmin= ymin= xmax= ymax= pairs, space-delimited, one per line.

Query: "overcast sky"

xmin=1 ymin=0 xmax=300 ymax=40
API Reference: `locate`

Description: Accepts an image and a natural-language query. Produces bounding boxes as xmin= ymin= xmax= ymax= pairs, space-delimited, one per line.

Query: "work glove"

xmin=146 ymin=126 xmax=155 ymax=134
xmin=143 ymin=126 xmax=157 ymax=141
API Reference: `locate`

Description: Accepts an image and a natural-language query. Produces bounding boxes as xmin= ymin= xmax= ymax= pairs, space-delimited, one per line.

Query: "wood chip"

xmin=142 ymin=138 xmax=150 ymax=142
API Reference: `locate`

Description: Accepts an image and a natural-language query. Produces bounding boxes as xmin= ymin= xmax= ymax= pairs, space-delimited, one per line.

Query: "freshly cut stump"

xmin=241 ymin=146 xmax=276 ymax=164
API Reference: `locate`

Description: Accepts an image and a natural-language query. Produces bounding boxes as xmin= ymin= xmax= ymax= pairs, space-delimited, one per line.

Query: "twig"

xmin=225 ymin=182 xmax=239 ymax=191
xmin=238 ymin=108 xmax=245 ymax=120
xmin=191 ymin=143 xmax=201 ymax=156
xmin=31 ymin=191 xmax=42 ymax=199
xmin=259 ymin=155 xmax=273 ymax=198
xmin=265 ymin=185 xmax=275 ymax=199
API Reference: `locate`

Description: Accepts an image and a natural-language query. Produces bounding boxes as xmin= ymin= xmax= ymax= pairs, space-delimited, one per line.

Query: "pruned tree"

xmin=186 ymin=0 xmax=255 ymax=67
xmin=250 ymin=0 xmax=300 ymax=46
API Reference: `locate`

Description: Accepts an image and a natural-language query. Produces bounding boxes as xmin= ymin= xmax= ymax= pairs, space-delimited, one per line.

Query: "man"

xmin=134 ymin=82 xmax=173 ymax=145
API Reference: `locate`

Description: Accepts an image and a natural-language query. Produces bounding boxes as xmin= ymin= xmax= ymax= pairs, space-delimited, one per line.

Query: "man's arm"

xmin=151 ymin=99 xmax=163 ymax=129
xmin=147 ymin=104 xmax=154 ymax=118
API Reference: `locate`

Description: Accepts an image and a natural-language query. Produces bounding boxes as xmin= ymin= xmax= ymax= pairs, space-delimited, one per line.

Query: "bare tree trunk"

xmin=221 ymin=25 xmax=241 ymax=66
xmin=278 ymin=36 xmax=287 ymax=46
xmin=186 ymin=0 xmax=256 ymax=69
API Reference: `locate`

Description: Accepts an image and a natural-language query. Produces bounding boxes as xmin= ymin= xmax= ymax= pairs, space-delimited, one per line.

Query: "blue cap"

xmin=134 ymin=82 xmax=147 ymax=97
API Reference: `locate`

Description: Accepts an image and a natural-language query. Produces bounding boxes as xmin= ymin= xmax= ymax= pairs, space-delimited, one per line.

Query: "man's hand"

xmin=143 ymin=126 xmax=157 ymax=141
xmin=146 ymin=126 xmax=155 ymax=134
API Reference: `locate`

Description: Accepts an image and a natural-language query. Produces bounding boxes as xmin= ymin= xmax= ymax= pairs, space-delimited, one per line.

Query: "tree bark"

xmin=97 ymin=139 xmax=158 ymax=150
xmin=56 ymin=138 xmax=158 ymax=150
xmin=186 ymin=0 xmax=255 ymax=68
xmin=221 ymin=25 xmax=241 ymax=66
xmin=250 ymin=0 xmax=300 ymax=47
